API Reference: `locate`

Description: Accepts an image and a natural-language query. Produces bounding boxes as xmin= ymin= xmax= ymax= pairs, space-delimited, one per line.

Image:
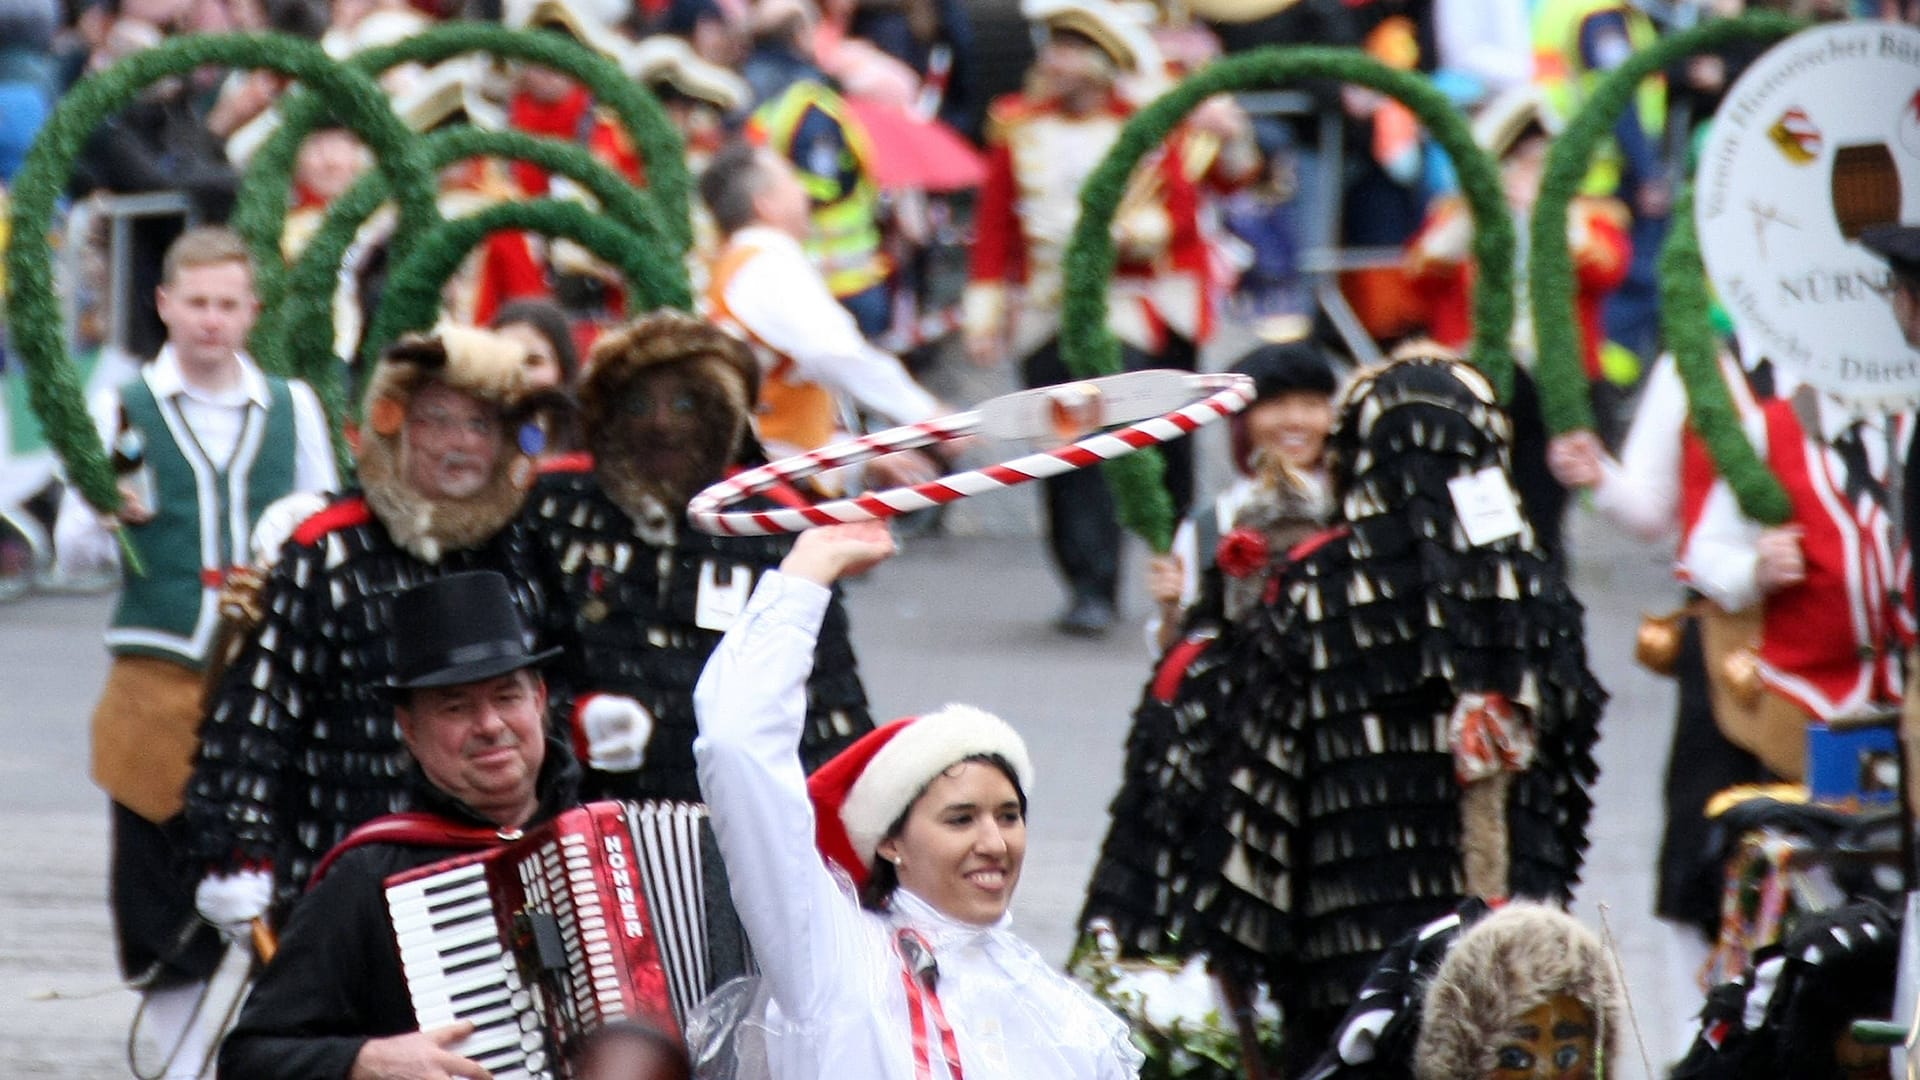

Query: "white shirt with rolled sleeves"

xmin=714 ymin=225 xmax=941 ymax=431
xmin=693 ymin=572 xmax=1144 ymax=1080
xmin=52 ymin=347 xmax=338 ymax=573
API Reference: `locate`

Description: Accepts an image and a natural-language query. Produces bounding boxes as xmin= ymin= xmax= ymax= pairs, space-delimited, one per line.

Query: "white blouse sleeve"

xmin=1678 ymin=406 xmax=1770 ymax=612
xmin=1590 ymin=353 xmax=1685 ymax=543
xmin=693 ymin=571 xmax=877 ymax=1017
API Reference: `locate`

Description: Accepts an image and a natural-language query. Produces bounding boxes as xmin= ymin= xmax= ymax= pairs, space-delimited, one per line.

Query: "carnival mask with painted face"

xmin=1490 ymin=994 xmax=1597 ymax=1080
xmin=590 ymin=363 xmax=743 ymax=523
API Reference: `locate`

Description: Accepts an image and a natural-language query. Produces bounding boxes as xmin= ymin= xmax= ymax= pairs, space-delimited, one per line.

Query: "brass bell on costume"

xmin=1634 ymin=608 xmax=1686 ymax=676
xmin=1723 ymin=645 xmax=1765 ymax=708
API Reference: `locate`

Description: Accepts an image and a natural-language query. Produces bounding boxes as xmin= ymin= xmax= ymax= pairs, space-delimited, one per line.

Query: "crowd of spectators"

xmin=0 ymin=0 xmax=1908 ymax=592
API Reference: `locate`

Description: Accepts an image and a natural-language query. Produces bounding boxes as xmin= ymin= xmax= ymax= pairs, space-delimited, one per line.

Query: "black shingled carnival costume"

xmin=527 ymin=466 xmax=872 ymax=799
xmin=1079 ymin=459 xmax=1328 ymax=958
xmin=1180 ymin=357 xmax=1605 ymax=1058
xmin=525 ymin=312 xmax=872 ymax=802
xmin=184 ymin=331 xmax=562 ymax=917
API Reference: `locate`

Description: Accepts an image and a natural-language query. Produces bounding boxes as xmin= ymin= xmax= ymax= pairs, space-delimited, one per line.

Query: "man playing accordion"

xmin=218 ymin=569 xmax=581 ymax=1080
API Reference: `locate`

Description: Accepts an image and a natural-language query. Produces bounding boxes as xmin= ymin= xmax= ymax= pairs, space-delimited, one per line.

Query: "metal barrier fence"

xmin=57 ymin=190 xmax=197 ymax=361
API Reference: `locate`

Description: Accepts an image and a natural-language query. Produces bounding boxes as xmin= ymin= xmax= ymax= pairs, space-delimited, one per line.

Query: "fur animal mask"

xmin=579 ymin=311 xmax=757 ymax=536
xmin=358 ymin=327 xmax=537 ymax=562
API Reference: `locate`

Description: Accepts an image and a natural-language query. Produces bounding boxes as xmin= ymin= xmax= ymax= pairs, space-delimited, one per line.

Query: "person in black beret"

xmin=1077 ymin=337 xmax=1336 ymax=967
xmin=218 ymin=570 xmax=581 ymax=1080
xmin=1143 ymin=337 xmax=1339 ymax=653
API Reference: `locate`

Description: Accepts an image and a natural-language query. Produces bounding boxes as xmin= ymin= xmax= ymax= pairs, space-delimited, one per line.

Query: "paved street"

xmin=0 ymin=496 xmax=1687 ymax=1078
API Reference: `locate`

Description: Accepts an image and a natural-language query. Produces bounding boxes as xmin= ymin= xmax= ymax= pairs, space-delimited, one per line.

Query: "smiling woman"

xmin=692 ymin=522 xmax=1145 ymax=1079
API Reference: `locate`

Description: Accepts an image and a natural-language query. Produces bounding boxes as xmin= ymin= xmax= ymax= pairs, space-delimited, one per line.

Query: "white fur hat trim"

xmin=839 ymin=704 xmax=1033 ymax=865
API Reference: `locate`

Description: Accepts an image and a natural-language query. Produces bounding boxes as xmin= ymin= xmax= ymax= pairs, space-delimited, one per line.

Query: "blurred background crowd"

xmin=0 ymin=0 xmax=1909 ymax=595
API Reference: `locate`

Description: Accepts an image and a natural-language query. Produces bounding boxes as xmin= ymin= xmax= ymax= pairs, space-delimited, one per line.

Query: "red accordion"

xmin=383 ymin=800 xmax=746 ymax=1080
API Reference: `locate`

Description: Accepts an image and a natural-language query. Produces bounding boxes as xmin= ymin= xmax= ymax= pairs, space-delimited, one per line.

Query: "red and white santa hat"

xmin=807 ymin=705 xmax=1034 ymax=887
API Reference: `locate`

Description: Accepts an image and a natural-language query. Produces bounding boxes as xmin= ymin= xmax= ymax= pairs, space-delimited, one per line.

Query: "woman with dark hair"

xmin=1182 ymin=353 xmax=1606 ymax=1066
xmin=692 ymin=521 xmax=1143 ymax=1079
xmin=489 ymin=298 xmax=583 ymax=457
xmin=490 ymin=297 xmax=581 ymax=390
xmin=1144 ymin=339 xmax=1338 ymax=653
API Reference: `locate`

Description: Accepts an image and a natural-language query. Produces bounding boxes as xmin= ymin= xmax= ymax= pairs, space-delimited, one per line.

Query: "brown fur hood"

xmin=1413 ymin=903 xmax=1624 ymax=1080
xmin=575 ymin=310 xmax=760 ymax=538
xmin=578 ymin=309 xmax=759 ymax=450
xmin=358 ymin=326 xmax=536 ymax=563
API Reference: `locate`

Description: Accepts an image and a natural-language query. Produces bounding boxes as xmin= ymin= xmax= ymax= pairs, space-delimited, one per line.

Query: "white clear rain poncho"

xmin=691 ymin=573 xmax=1144 ymax=1080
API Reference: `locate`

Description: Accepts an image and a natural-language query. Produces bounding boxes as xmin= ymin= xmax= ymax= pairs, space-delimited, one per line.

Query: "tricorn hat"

xmin=1860 ymin=222 xmax=1920 ymax=282
xmin=386 ymin=570 xmax=562 ymax=690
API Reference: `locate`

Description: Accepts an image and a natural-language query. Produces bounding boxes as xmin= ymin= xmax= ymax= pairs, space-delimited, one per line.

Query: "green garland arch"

xmin=362 ymin=199 xmax=665 ymax=371
xmin=3 ymin=31 xmax=435 ymax=514
xmin=1529 ymin=10 xmax=1803 ymax=435
xmin=232 ymin=20 xmax=691 ymax=319
xmin=1059 ymin=45 xmax=1509 ymax=551
xmin=268 ymin=125 xmax=691 ymax=423
xmin=1660 ymin=185 xmax=1790 ymax=525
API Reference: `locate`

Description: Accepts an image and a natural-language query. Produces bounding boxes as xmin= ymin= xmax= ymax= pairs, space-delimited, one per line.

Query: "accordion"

xmin=383 ymin=800 xmax=748 ymax=1080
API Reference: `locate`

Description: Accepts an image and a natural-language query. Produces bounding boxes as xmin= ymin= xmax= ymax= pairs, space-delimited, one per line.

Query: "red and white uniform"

xmin=966 ymin=92 xmax=1234 ymax=356
xmin=1591 ymin=351 xmax=1763 ymax=565
xmin=1685 ymin=396 xmax=1914 ymax=720
xmin=1406 ymin=194 xmax=1630 ymax=379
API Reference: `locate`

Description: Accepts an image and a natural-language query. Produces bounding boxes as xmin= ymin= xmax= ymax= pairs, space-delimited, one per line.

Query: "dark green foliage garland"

xmin=361 ymin=199 xmax=664 ymax=367
xmin=1059 ymin=46 xmax=1508 ymax=551
xmin=3 ymin=32 xmax=434 ymax=514
xmin=268 ymin=125 xmax=691 ymax=425
xmin=1529 ymin=10 xmax=1803 ymax=435
xmin=1660 ymin=185 xmax=1790 ymax=525
xmin=231 ymin=20 xmax=692 ymax=321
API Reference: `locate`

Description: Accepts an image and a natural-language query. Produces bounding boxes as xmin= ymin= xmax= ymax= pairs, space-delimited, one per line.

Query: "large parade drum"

xmin=1696 ymin=22 xmax=1920 ymax=415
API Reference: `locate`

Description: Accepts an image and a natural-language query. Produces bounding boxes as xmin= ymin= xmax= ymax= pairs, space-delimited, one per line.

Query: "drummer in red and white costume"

xmin=693 ymin=522 xmax=1143 ymax=1079
xmin=964 ymin=0 xmax=1256 ymax=636
xmin=1683 ymin=388 xmax=1915 ymax=781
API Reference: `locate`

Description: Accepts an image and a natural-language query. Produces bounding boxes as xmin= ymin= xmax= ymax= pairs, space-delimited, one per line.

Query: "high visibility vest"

xmin=750 ymin=81 xmax=888 ymax=299
xmin=1532 ymin=0 xmax=1665 ymax=196
xmin=706 ymin=240 xmax=840 ymax=452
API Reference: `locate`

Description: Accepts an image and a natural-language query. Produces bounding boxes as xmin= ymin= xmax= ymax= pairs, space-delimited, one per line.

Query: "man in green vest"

xmin=52 ymin=225 xmax=338 ymax=1080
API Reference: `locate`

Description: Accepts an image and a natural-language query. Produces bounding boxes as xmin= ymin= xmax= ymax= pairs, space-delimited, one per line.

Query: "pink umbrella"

xmin=845 ymin=97 xmax=986 ymax=193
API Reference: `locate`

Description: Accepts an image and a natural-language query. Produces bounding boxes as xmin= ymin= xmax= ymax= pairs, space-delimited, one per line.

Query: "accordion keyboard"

xmin=389 ymin=859 xmax=553 ymax=1078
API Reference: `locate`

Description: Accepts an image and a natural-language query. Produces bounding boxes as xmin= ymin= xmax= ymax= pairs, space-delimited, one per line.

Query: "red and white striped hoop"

xmin=687 ymin=371 xmax=1256 ymax=537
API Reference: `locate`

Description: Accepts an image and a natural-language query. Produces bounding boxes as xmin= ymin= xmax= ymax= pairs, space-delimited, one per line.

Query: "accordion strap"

xmin=308 ymin=812 xmax=517 ymax=890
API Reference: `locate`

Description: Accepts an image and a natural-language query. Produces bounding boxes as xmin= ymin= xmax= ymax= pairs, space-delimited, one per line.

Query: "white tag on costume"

xmin=696 ymin=562 xmax=753 ymax=632
xmin=1447 ymin=467 xmax=1524 ymax=547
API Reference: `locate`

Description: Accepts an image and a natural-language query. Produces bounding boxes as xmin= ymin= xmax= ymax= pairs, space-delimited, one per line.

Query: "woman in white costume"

xmin=693 ymin=521 xmax=1143 ymax=1080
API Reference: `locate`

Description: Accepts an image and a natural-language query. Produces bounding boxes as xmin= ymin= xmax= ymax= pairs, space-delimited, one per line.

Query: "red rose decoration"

xmin=1215 ymin=527 xmax=1271 ymax=579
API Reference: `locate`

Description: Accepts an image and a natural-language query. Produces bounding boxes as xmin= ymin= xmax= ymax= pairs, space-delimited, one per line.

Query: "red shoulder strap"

xmin=1151 ymin=633 xmax=1216 ymax=704
xmin=538 ymin=451 xmax=596 ymax=475
xmin=292 ymin=495 xmax=373 ymax=546
xmin=306 ymin=812 xmax=511 ymax=891
xmin=1287 ymin=524 xmax=1350 ymax=563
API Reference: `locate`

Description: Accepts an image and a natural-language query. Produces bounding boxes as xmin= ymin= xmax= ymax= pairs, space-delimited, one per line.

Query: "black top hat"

xmin=1860 ymin=223 xmax=1920 ymax=282
xmin=385 ymin=571 xmax=562 ymax=690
